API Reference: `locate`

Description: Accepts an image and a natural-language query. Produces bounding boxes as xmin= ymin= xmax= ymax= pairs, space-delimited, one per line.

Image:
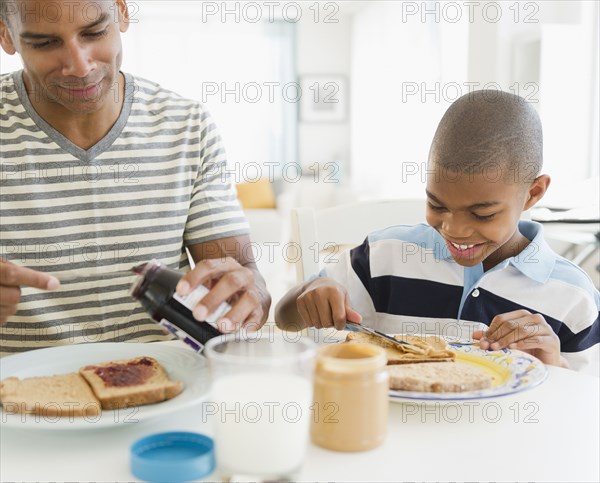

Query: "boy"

xmin=275 ymin=90 xmax=599 ymax=375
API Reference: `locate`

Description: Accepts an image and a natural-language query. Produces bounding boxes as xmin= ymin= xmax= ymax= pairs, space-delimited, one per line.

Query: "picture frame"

xmin=299 ymin=75 xmax=348 ymax=123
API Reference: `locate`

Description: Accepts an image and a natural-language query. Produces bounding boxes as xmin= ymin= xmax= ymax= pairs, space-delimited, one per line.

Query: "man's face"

xmin=425 ymin=164 xmax=529 ymax=268
xmin=0 ymin=0 xmax=128 ymax=114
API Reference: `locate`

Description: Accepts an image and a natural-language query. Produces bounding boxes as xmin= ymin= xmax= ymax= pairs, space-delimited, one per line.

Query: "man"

xmin=0 ymin=0 xmax=270 ymax=355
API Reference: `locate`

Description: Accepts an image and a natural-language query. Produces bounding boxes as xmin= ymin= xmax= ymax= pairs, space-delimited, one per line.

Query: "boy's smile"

xmin=425 ymin=165 xmax=543 ymax=270
xmin=444 ymin=240 xmax=486 ymax=259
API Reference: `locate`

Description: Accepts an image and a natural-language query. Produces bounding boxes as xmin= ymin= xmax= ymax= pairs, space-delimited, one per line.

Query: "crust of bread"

xmin=0 ymin=373 xmax=101 ymax=417
xmin=388 ymin=362 xmax=493 ymax=392
xmin=79 ymin=356 xmax=183 ymax=410
xmin=345 ymin=332 xmax=455 ymax=364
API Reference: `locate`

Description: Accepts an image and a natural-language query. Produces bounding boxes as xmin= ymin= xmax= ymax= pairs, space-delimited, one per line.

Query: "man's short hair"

xmin=0 ymin=0 xmax=16 ymax=24
xmin=429 ymin=89 xmax=543 ymax=184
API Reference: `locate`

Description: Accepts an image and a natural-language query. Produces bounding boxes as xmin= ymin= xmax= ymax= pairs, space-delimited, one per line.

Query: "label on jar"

xmin=172 ymin=284 xmax=231 ymax=325
xmin=159 ymin=320 xmax=203 ymax=352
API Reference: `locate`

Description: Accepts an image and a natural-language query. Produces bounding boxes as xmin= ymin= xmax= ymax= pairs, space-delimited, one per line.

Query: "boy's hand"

xmin=296 ymin=277 xmax=362 ymax=330
xmin=472 ymin=309 xmax=563 ymax=366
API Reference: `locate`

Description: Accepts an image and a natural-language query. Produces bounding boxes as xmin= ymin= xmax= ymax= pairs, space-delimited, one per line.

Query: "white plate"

xmin=0 ymin=343 xmax=210 ymax=430
xmin=388 ymin=344 xmax=548 ymax=403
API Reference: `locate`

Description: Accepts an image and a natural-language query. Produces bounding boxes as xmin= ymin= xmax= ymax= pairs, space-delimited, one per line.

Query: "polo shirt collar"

xmin=508 ymin=220 xmax=556 ymax=284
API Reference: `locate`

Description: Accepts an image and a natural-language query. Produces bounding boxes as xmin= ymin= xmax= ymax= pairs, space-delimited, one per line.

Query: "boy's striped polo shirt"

xmin=322 ymin=221 xmax=599 ymax=375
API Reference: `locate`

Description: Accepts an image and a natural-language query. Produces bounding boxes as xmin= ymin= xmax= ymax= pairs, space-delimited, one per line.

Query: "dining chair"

xmin=290 ymin=198 xmax=427 ymax=283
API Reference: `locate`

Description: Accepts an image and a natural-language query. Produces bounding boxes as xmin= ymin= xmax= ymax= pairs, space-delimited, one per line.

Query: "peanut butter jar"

xmin=311 ymin=343 xmax=389 ymax=452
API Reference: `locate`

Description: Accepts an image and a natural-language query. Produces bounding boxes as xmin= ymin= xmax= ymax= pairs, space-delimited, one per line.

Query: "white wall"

xmin=0 ymin=45 xmax=21 ymax=72
xmin=120 ymin=5 xmax=296 ymax=182
xmin=2 ymin=0 xmax=597 ymax=208
xmin=466 ymin=0 xmax=599 ymax=207
xmin=350 ymin=1 xmax=469 ymax=199
xmin=273 ymin=6 xmax=355 ymax=210
xmin=349 ymin=0 xmax=598 ymax=206
xmin=296 ymin=18 xmax=351 ymax=172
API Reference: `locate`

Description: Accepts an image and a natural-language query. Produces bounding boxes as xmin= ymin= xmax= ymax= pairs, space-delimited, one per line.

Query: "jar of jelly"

xmin=130 ymin=260 xmax=228 ymax=351
xmin=311 ymin=342 xmax=389 ymax=451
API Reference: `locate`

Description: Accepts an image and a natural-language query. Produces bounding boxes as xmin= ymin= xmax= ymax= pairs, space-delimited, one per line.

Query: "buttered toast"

xmin=79 ymin=356 xmax=183 ymax=410
xmin=345 ymin=332 xmax=455 ymax=364
xmin=0 ymin=373 xmax=101 ymax=417
xmin=344 ymin=332 xmax=495 ymax=392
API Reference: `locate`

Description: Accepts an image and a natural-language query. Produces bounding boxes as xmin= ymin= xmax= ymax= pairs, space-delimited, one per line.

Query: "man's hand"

xmin=295 ymin=277 xmax=362 ymax=331
xmin=176 ymin=257 xmax=267 ymax=333
xmin=472 ymin=309 xmax=565 ymax=367
xmin=0 ymin=259 xmax=60 ymax=325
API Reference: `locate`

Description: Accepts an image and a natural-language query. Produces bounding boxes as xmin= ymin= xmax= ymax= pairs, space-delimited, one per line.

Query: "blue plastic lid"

xmin=130 ymin=432 xmax=215 ymax=482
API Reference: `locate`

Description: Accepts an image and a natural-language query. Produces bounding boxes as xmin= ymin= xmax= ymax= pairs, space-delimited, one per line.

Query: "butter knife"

xmin=345 ymin=321 xmax=425 ymax=354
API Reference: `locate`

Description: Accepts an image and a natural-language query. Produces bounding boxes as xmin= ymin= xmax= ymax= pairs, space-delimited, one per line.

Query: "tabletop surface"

xmin=1 ymin=343 xmax=599 ymax=483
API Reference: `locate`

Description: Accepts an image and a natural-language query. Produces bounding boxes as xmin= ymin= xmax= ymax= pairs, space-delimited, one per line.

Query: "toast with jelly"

xmin=79 ymin=356 xmax=183 ymax=410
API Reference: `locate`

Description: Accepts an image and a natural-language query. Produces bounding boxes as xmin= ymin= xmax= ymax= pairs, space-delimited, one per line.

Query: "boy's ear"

xmin=0 ymin=20 xmax=17 ymax=55
xmin=523 ymin=174 xmax=551 ymax=211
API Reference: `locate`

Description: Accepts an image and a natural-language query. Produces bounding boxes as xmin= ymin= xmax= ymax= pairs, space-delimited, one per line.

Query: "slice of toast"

xmin=0 ymin=373 xmax=101 ymax=417
xmin=79 ymin=356 xmax=183 ymax=410
xmin=345 ymin=332 xmax=455 ymax=364
xmin=388 ymin=362 xmax=493 ymax=392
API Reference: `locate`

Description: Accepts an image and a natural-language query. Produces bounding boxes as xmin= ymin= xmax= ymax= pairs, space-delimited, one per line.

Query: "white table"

xmin=539 ymin=221 xmax=599 ymax=268
xmin=1 ymin=356 xmax=598 ymax=482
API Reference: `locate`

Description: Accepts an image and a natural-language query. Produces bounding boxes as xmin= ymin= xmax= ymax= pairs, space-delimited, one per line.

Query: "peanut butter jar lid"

xmin=317 ymin=343 xmax=388 ymax=373
xmin=130 ymin=431 xmax=215 ymax=482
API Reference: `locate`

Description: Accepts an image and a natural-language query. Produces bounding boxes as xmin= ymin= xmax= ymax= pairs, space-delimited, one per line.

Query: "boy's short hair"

xmin=429 ymin=89 xmax=543 ymax=184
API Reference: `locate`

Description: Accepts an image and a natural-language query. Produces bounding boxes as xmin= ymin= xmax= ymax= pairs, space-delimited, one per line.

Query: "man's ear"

xmin=523 ymin=174 xmax=551 ymax=211
xmin=115 ymin=0 xmax=130 ymax=33
xmin=0 ymin=20 xmax=17 ymax=55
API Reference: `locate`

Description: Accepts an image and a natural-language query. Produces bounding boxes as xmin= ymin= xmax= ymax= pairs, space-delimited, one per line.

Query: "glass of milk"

xmin=204 ymin=328 xmax=316 ymax=481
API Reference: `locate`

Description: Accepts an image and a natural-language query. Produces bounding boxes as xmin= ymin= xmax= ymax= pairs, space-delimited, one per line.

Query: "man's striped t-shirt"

xmin=323 ymin=221 xmax=600 ymax=375
xmin=0 ymin=71 xmax=250 ymax=356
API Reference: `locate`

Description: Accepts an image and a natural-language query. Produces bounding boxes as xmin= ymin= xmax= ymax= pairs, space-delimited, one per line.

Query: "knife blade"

xmin=345 ymin=321 xmax=425 ymax=354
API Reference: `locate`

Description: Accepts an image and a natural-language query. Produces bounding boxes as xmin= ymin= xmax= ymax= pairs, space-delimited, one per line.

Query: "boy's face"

xmin=425 ymin=164 xmax=533 ymax=268
xmin=0 ymin=0 xmax=129 ymax=115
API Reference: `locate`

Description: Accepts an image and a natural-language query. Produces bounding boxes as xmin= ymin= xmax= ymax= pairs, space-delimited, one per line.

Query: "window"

xmin=121 ymin=5 xmax=296 ymax=183
xmin=0 ymin=3 xmax=297 ymax=182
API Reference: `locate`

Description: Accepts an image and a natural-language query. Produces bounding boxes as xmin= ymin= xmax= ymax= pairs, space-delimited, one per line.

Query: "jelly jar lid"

xmin=130 ymin=431 xmax=215 ymax=482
